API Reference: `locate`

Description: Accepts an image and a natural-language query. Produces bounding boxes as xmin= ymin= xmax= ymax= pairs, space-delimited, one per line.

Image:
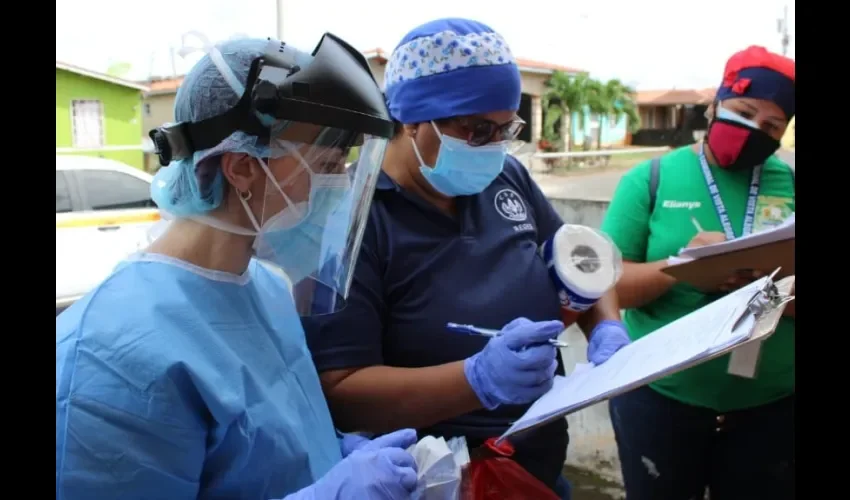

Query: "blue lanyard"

xmin=698 ymin=143 xmax=761 ymax=239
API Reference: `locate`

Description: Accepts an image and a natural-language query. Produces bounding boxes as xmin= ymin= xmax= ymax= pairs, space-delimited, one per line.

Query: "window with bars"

xmin=71 ymin=100 xmax=105 ymax=148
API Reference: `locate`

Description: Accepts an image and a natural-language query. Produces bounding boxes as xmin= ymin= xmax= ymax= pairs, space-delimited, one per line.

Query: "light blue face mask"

xmin=412 ymin=122 xmax=508 ymax=197
xmin=251 ymin=172 xmax=351 ymax=286
xmin=188 ymin=151 xmax=351 ymax=287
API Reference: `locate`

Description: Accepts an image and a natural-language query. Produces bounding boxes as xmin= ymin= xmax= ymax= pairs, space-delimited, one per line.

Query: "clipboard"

xmin=498 ymin=269 xmax=795 ymax=443
xmin=726 ymin=270 xmax=795 ymax=378
xmin=662 ymin=238 xmax=794 ymax=292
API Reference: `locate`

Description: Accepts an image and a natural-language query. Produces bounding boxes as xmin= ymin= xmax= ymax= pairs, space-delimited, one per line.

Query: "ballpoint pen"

xmin=446 ymin=322 xmax=569 ymax=348
xmin=691 ymin=216 xmax=704 ymax=233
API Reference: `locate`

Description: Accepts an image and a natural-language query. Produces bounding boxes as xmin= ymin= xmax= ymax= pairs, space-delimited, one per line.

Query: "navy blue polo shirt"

xmin=304 ymin=156 xmax=568 ymax=488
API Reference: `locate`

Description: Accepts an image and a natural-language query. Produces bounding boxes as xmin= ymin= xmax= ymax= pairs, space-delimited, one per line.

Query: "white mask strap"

xmin=430 ymin=120 xmax=444 ymax=139
xmin=236 ymin=192 xmax=263 ymax=233
xmin=189 ymin=212 xmax=258 ymax=236
xmin=176 ymin=31 xmax=212 ymax=58
xmin=428 ymin=120 xmax=468 ymax=152
xmin=177 ymin=31 xmax=244 ymax=96
xmin=209 ymin=48 xmax=244 ymax=96
xmin=410 ymin=135 xmax=431 ymax=169
xmin=257 ymin=148 xmax=306 ymax=219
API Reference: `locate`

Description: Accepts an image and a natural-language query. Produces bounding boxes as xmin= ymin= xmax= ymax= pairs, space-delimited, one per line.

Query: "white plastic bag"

xmin=406 ymin=436 xmax=470 ymax=500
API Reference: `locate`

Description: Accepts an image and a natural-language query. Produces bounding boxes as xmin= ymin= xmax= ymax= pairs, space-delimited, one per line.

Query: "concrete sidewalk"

xmin=564 ymin=465 xmax=624 ymax=499
xmin=534 ymin=170 xmax=625 ymax=202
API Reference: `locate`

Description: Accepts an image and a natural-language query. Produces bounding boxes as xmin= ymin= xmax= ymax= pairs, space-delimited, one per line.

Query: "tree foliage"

xmin=542 ymin=71 xmax=640 ymax=152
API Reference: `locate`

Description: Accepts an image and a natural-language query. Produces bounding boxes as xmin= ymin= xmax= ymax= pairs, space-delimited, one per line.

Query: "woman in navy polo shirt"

xmin=303 ymin=18 xmax=630 ymax=497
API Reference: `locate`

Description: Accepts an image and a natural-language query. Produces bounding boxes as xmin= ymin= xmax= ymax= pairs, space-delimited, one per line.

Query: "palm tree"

xmin=584 ymin=79 xmax=608 ymax=150
xmin=580 ymin=79 xmax=642 ymax=151
xmin=542 ymin=71 xmax=593 ymax=152
xmin=602 ymin=79 xmax=641 ymax=147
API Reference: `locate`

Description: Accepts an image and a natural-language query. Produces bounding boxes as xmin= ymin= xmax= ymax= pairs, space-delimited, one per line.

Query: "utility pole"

xmin=276 ymin=0 xmax=284 ymax=41
xmin=777 ymin=5 xmax=791 ymax=56
xmin=169 ymin=47 xmax=178 ymax=77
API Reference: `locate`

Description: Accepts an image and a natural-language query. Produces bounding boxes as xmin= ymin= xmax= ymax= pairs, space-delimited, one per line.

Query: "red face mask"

xmin=706 ymin=116 xmax=780 ymax=170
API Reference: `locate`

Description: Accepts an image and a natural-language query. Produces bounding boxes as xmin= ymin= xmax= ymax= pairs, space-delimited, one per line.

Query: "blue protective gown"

xmin=56 ymin=253 xmax=342 ymax=500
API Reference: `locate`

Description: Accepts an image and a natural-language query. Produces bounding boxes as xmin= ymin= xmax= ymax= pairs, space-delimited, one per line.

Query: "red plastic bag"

xmin=462 ymin=438 xmax=560 ymax=500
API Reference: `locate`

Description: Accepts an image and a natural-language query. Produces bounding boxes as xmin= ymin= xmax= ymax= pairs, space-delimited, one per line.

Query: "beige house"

xmin=141 ymin=50 xmax=582 ymax=171
xmin=630 ymin=88 xmax=716 ymax=147
xmin=635 ymin=88 xmax=716 ymax=131
xmin=141 ymin=77 xmax=186 ymax=171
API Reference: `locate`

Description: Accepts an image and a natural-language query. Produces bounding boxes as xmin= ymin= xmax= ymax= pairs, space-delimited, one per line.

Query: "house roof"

xmin=142 ymin=49 xmax=585 ymax=96
xmin=56 ymin=61 xmax=149 ymax=92
xmin=361 ymin=48 xmax=390 ymax=62
xmin=146 ymin=76 xmax=185 ymax=96
xmin=362 ymin=47 xmax=584 ymax=74
xmin=516 ymin=58 xmax=584 ymax=74
xmin=636 ymin=88 xmax=716 ymax=106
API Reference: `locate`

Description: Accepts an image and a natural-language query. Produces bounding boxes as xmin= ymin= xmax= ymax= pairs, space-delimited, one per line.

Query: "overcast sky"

xmin=56 ymin=0 xmax=794 ymax=90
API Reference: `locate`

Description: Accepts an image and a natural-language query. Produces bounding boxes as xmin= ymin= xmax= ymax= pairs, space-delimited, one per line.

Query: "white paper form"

xmin=501 ymin=279 xmax=769 ymax=439
xmin=678 ymin=213 xmax=795 ymax=260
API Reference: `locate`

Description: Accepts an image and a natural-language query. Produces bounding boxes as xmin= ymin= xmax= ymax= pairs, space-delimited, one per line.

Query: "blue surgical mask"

xmin=252 ymin=173 xmax=350 ymax=285
xmin=189 ymin=153 xmax=351 ymax=286
xmin=412 ymin=121 xmax=508 ymax=197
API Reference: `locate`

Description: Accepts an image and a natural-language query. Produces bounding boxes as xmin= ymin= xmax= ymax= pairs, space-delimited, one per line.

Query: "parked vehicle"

xmin=56 ymin=155 xmax=158 ymax=314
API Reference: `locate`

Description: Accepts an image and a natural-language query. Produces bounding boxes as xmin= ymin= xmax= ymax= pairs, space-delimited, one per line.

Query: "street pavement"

xmin=534 ymin=170 xmax=628 ymax=201
xmin=533 ymin=149 xmax=795 ymax=202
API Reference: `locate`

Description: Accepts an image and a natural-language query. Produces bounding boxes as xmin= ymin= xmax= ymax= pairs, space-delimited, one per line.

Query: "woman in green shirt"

xmin=601 ymin=46 xmax=795 ymax=500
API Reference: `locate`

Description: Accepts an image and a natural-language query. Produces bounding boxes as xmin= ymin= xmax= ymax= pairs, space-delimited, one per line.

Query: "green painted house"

xmin=56 ymin=62 xmax=149 ymax=170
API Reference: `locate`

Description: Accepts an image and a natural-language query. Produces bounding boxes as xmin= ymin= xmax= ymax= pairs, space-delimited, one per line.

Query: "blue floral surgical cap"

xmin=383 ymin=18 xmax=522 ymax=125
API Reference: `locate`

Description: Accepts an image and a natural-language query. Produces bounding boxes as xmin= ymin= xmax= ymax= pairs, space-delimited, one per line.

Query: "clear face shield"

xmin=253 ymin=124 xmax=386 ymax=316
xmin=149 ymin=33 xmax=393 ymax=316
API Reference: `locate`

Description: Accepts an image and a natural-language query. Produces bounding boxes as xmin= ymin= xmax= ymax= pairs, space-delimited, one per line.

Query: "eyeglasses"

xmin=449 ymin=115 xmax=526 ymax=147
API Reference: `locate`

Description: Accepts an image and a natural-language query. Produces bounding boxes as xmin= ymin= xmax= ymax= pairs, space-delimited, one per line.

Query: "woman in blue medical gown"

xmin=56 ymin=35 xmax=418 ymax=500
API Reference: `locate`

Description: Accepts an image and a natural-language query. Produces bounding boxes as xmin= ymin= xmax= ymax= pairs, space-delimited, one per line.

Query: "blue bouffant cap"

xmin=384 ymin=18 xmax=522 ymax=124
xmin=153 ymin=38 xmax=315 ymax=217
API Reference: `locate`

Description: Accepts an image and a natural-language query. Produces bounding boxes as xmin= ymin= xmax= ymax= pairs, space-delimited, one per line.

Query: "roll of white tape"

xmin=540 ymin=224 xmax=623 ymax=315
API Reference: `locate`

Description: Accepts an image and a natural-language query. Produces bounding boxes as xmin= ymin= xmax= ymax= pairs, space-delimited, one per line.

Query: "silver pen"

xmin=446 ymin=322 xmax=569 ymax=348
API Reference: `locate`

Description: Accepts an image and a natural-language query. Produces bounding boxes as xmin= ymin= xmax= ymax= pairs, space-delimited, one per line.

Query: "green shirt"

xmin=601 ymin=146 xmax=795 ymax=412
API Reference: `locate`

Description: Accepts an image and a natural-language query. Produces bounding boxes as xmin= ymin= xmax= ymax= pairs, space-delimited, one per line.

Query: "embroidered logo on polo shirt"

xmin=753 ymin=195 xmax=793 ymax=233
xmin=494 ymin=189 xmax=528 ymax=222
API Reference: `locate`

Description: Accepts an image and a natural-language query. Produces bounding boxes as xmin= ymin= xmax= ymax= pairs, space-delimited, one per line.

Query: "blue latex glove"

xmin=587 ymin=320 xmax=631 ymax=365
xmin=340 ymin=429 xmax=418 ymax=457
xmin=339 ymin=432 xmax=372 ymax=457
xmin=285 ymin=430 xmax=418 ymax=500
xmin=464 ymin=317 xmax=565 ymax=409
